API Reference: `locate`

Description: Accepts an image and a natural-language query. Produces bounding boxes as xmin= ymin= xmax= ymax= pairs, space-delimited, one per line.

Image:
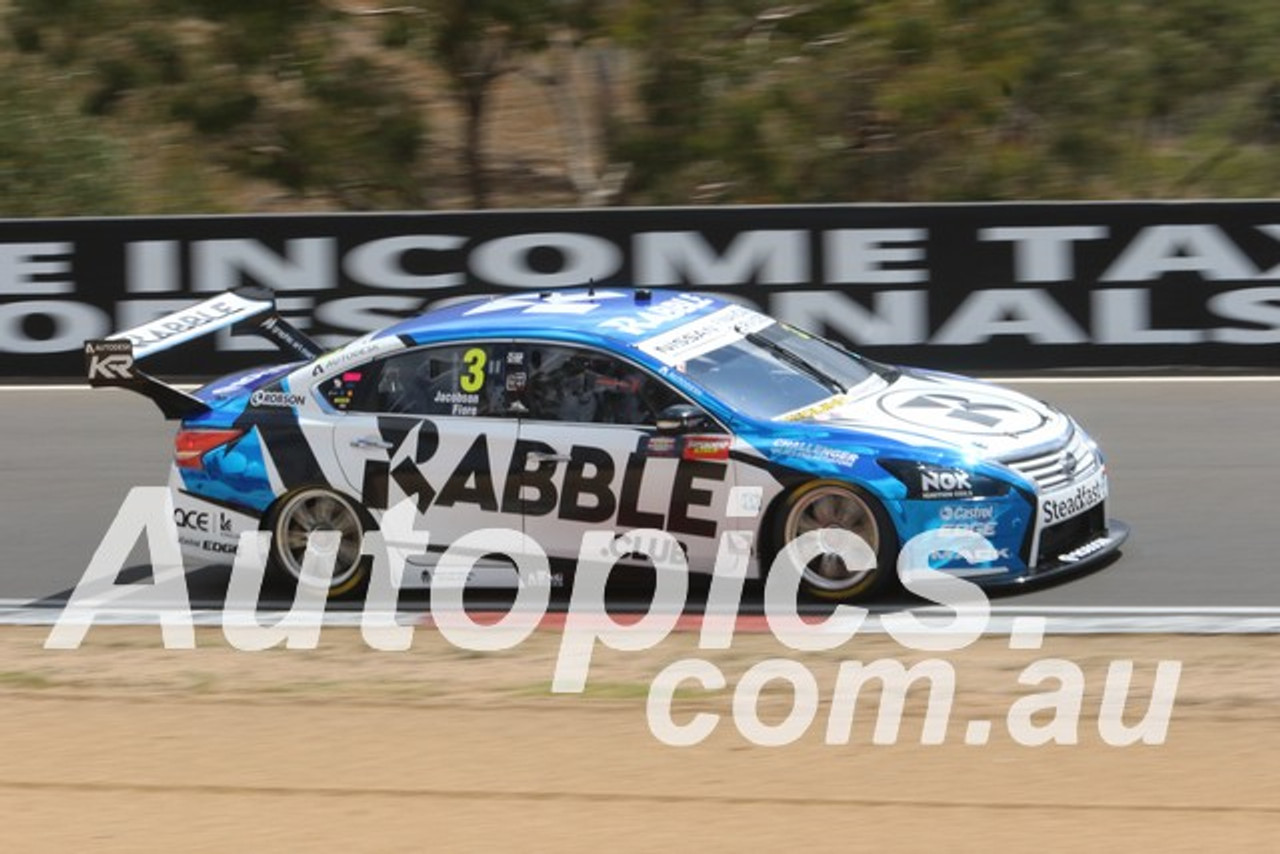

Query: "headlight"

xmin=879 ymin=459 xmax=1011 ymax=500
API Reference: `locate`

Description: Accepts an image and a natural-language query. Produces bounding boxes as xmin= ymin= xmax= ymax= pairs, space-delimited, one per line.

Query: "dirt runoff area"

xmin=0 ymin=623 xmax=1277 ymax=853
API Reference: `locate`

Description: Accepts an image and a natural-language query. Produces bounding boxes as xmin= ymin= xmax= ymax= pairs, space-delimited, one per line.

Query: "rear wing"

xmin=84 ymin=287 xmax=323 ymax=419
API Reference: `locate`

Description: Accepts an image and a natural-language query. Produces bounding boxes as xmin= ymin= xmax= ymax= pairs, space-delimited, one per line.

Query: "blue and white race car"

xmin=86 ymin=286 xmax=1126 ymax=600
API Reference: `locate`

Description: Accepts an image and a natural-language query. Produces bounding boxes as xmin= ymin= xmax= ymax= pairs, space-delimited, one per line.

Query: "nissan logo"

xmin=1061 ymin=452 xmax=1078 ymax=476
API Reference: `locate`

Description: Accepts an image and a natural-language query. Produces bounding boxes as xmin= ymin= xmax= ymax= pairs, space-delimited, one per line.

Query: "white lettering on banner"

xmin=635 ymin=230 xmax=808 ymax=285
xmin=192 ymin=238 xmax=336 ymax=293
xmin=1207 ymin=287 xmax=1280 ymax=343
xmin=932 ymin=289 xmax=1089 ymax=345
xmin=343 ymin=235 xmax=465 ymax=289
xmin=772 ymin=290 xmax=928 ymax=345
xmin=1093 ymin=289 xmax=1202 ymax=344
xmin=0 ymin=242 xmax=73 ymax=295
xmin=1254 ymin=225 xmax=1280 ymax=278
xmin=77 ymin=223 xmax=1280 ymax=296
xmin=11 ymin=221 xmax=1280 ymax=359
xmin=0 ymin=301 xmax=110 ymax=354
xmin=825 ymin=229 xmax=929 ymax=284
xmin=980 ymin=226 xmax=1109 ymax=283
xmin=1102 ymin=225 xmax=1257 ymax=282
xmin=8 ymin=287 xmax=1280 ymax=354
xmin=127 ymin=240 xmax=180 ymax=293
xmin=470 ymin=232 xmax=621 ymax=289
xmin=314 ymin=295 xmax=425 ymax=345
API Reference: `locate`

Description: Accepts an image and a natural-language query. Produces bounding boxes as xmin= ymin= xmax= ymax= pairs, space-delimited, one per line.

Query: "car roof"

xmin=375 ymin=288 xmax=737 ymax=355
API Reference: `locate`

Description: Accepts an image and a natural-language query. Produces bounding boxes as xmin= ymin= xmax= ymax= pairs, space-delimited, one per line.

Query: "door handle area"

xmin=350 ymin=436 xmax=395 ymax=450
xmin=527 ymin=451 xmax=572 ymax=464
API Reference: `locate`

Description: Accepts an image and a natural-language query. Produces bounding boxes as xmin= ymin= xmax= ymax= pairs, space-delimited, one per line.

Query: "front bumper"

xmin=979 ymin=518 xmax=1129 ymax=591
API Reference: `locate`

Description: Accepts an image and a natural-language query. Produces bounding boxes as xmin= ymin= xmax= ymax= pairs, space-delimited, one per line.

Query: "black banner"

xmin=2 ymin=202 xmax=1279 ymax=377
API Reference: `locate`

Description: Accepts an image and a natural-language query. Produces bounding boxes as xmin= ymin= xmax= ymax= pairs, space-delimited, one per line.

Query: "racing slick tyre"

xmin=770 ymin=480 xmax=898 ymax=602
xmin=265 ymin=487 xmax=372 ymax=599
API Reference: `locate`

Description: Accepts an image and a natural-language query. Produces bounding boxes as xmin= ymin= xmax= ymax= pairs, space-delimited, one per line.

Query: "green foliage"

xmin=609 ymin=0 xmax=1280 ymax=203
xmin=237 ymin=53 xmax=427 ymax=209
xmin=2 ymin=0 xmax=429 ymax=211
xmin=0 ymin=66 xmax=136 ymax=216
xmin=169 ymin=75 xmax=260 ymax=134
xmin=6 ymin=0 xmax=1280 ymax=212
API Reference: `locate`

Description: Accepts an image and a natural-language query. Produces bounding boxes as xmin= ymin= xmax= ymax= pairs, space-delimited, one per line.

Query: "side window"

xmin=325 ymin=344 xmax=507 ymax=416
xmin=512 ymin=344 xmax=686 ymax=425
xmin=318 ymin=369 xmax=369 ymax=412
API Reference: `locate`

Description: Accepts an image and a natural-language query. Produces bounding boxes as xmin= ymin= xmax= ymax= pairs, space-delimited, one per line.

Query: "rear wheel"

xmin=266 ymin=487 xmax=370 ymax=599
xmin=771 ymin=480 xmax=896 ymax=601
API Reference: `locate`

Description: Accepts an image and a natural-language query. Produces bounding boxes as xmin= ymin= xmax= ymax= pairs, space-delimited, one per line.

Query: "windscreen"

xmin=675 ymin=322 xmax=880 ymax=420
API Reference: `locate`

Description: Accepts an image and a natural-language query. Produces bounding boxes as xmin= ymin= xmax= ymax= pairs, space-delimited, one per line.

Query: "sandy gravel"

xmin=1 ymin=625 xmax=1277 ymax=852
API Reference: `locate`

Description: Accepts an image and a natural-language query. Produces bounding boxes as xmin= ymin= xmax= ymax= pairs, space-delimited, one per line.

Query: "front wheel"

xmin=771 ymin=480 xmax=897 ymax=602
xmin=266 ymin=487 xmax=371 ymax=599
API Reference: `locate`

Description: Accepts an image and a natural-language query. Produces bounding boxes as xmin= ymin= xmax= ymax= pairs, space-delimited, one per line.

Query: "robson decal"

xmin=250 ymin=389 xmax=307 ymax=408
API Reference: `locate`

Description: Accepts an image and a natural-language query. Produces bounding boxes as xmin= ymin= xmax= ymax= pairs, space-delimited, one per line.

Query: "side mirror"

xmin=656 ymin=404 xmax=711 ymax=434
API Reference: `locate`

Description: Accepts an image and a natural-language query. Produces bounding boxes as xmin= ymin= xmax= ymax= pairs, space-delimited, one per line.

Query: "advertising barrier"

xmin=2 ymin=202 xmax=1278 ymax=377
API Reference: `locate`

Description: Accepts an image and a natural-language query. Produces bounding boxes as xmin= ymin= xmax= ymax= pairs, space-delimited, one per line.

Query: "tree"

xmin=424 ymin=0 xmax=552 ymax=207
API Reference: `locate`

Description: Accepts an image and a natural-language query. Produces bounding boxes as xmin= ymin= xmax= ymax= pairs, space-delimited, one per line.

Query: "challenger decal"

xmin=770 ymin=439 xmax=859 ymax=468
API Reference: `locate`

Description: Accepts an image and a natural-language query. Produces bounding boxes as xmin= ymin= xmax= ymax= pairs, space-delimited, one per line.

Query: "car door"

xmin=511 ymin=342 xmax=738 ymax=571
xmin=323 ymin=341 xmax=524 ymax=571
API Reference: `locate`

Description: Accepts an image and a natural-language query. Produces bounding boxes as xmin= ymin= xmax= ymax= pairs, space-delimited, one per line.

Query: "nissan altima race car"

xmin=85 ymin=286 xmax=1127 ymax=601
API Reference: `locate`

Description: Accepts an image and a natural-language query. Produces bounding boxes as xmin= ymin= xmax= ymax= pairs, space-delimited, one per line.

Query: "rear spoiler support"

xmin=84 ymin=339 xmax=209 ymax=419
xmin=233 ymin=304 xmax=324 ymax=362
xmin=84 ymin=286 xmax=323 ymax=420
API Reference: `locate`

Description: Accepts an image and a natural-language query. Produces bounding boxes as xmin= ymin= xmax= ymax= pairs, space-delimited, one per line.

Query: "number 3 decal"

xmin=460 ymin=347 xmax=487 ymax=392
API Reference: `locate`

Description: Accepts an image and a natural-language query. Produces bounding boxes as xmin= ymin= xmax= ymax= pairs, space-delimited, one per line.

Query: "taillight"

xmin=175 ymin=428 xmax=245 ymax=470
